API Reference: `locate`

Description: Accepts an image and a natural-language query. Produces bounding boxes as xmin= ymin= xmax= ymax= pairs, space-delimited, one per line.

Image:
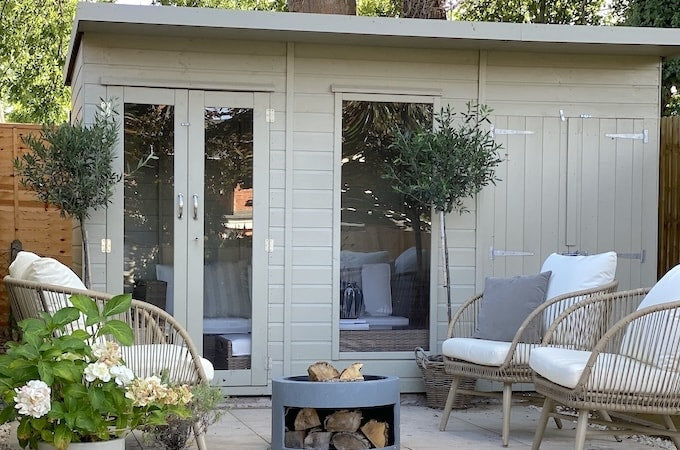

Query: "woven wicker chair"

xmin=531 ymin=284 xmax=680 ymax=450
xmin=439 ymin=280 xmax=618 ymax=446
xmin=3 ymin=275 xmax=211 ymax=450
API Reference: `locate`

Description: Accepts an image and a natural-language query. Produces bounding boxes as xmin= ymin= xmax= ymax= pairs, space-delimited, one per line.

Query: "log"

xmin=285 ymin=430 xmax=306 ymax=448
xmin=339 ymin=362 xmax=364 ymax=381
xmin=331 ymin=431 xmax=371 ymax=449
xmin=323 ymin=409 xmax=362 ymax=432
xmin=308 ymin=361 xmax=340 ymax=381
xmin=303 ymin=430 xmax=332 ymax=449
xmin=361 ymin=419 xmax=389 ymax=448
xmin=294 ymin=408 xmax=321 ymax=430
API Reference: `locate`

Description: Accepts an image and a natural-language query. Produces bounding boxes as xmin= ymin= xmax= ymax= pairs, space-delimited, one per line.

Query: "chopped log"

xmin=308 ymin=361 xmax=340 ymax=381
xmin=294 ymin=408 xmax=321 ymax=430
xmin=303 ymin=430 xmax=332 ymax=449
xmin=285 ymin=430 xmax=306 ymax=448
xmin=331 ymin=431 xmax=371 ymax=449
xmin=361 ymin=419 xmax=389 ymax=448
xmin=323 ymin=409 xmax=362 ymax=432
xmin=339 ymin=362 xmax=364 ymax=381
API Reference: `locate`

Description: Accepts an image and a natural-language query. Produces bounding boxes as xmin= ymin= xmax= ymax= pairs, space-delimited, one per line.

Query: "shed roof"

xmin=66 ymin=2 xmax=680 ymax=84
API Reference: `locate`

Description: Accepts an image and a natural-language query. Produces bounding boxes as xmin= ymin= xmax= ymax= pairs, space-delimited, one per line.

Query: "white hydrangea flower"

xmin=14 ymin=380 xmax=51 ymax=419
xmin=109 ymin=365 xmax=135 ymax=386
xmin=84 ymin=362 xmax=111 ymax=383
xmin=91 ymin=341 xmax=121 ymax=367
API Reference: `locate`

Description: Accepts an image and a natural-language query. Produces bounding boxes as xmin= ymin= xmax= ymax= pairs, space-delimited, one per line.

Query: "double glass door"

xmin=120 ymin=88 xmax=268 ymax=386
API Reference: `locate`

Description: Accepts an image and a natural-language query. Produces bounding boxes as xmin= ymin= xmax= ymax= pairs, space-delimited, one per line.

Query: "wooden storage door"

xmin=476 ymin=116 xmax=657 ymax=292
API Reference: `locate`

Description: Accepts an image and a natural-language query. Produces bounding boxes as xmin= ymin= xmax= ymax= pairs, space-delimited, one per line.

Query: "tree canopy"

xmin=450 ymin=0 xmax=607 ymax=25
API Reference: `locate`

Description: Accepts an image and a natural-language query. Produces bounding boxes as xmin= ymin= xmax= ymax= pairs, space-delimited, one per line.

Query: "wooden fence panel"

xmin=659 ymin=116 xmax=680 ymax=278
xmin=0 ymin=124 xmax=72 ymax=329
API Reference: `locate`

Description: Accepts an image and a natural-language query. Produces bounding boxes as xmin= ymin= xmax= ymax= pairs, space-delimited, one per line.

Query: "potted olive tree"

xmin=15 ymin=100 xmax=120 ymax=288
xmin=385 ymin=103 xmax=502 ymax=408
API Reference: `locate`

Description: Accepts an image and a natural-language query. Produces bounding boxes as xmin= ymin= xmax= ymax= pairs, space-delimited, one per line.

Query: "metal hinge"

xmin=605 ymin=130 xmax=649 ymax=144
xmin=266 ymin=109 xmax=275 ymax=123
xmin=265 ymin=239 xmax=274 ymax=253
xmin=100 ymin=239 xmax=111 ymax=254
xmin=489 ymin=246 xmax=534 ymax=261
xmin=618 ymin=250 xmax=646 ymax=263
xmin=490 ymin=125 xmax=535 ymax=137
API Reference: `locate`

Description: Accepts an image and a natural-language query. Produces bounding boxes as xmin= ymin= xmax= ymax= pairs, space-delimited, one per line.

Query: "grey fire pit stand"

xmin=272 ymin=375 xmax=400 ymax=450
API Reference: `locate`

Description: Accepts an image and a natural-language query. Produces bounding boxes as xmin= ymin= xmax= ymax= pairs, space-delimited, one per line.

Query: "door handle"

xmin=178 ymin=193 xmax=184 ymax=219
xmin=193 ymin=194 xmax=199 ymax=220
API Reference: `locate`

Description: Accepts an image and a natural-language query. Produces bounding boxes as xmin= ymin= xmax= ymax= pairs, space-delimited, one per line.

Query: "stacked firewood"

xmin=283 ymin=362 xmax=390 ymax=449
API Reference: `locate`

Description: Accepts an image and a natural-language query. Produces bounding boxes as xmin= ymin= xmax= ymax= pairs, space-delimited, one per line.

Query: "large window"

xmin=339 ymin=100 xmax=433 ymax=352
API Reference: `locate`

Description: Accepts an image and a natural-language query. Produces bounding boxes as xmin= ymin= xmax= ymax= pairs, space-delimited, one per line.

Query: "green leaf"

xmin=75 ymin=413 xmax=96 ymax=432
xmin=0 ymin=404 xmax=17 ymax=423
xmin=40 ymin=429 xmax=54 ymax=444
xmin=17 ymin=418 xmax=31 ymax=440
xmin=18 ymin=318 xmax=46 ymax=335
xmin=54 ymin=423 xmax=73 ymax=450
xmin=69 ymin=329 xmax=91 ymax=341
xmin=97 ymin=320 xmax=134 ymax=346
xmin=24 ymin=332 xmax=43 ymax=349
xmin=52 ymin=307 xmax=81 ymax=328
xmin=37 ymin=361 xmax=54 ymax=385
xmin=52 ymin=361 xmax=81 ymax=383
xmin=88 ymin=388 xmax=105 ymax=411
xmin=69 ymin=294 xmax=101 ymax=323
xmin=102 ymin=293 xmax=132 ymax=317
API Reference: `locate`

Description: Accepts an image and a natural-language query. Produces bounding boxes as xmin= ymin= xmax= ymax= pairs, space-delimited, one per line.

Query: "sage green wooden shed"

xmin=66 ymin=2 xmax=680 ymax=394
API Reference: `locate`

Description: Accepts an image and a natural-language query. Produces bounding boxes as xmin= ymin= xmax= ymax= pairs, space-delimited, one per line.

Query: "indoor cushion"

xmin=541 ymin=252 xmax=617 ymax=300
xmin=442 ymin=337 xmax=533 ymax=366
xmin=219 ymin=333 xmax=251 ymax=356
xmin=361 ymin=263 xmax=392 ymax=316
xmin=22 ymin=257 xmax=86 ymax=290
xmin=472 ymin=272 xmax=551 ymax=342
xmin=121 ymin=344 xmax=215 ymax=383
xmin=620 ymin=264 xmax=680 ymax=370
xmin=340 ymin=250 xmax=390 ymax=269
xmin=530 ymin=346 xmax=680 ymax=393
xmin=155 ymin=264 xmax=174 ymax=315
xmin=9 ymin=251 xmax=40 ymax=279
xmin=394 ymin=247 xmax=428 ymax=274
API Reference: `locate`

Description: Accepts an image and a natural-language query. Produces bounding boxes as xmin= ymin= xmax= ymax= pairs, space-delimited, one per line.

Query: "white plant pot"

xmin=37 ymin=436 xmax=125 ymax=450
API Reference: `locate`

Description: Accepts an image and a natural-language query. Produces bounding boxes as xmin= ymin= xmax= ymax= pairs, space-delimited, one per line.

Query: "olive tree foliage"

xmin=15 ymin=101 xmax=121 ymax=288
xmin=449 ymin=0 xmax=607 ymax=24
xmin=153 ymin=0 xmax=287 ymax=11
xmin=384 ymin=104 xmax=502 ymax=322
xmin=612 ymin=0 xmax=679 ymax=115
xmin=0 ymin=0 xmax=77 ymax=124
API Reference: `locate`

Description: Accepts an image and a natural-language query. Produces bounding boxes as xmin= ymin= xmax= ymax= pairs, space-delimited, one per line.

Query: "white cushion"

xmin=541 ymin=252 xmax=617 ymax=300
xmin=620 ymin=264 xmax=680 ymax=370
xmin=340 ymin=250 xmax=390 ymax=269
xmin=359 ymin=314 xmax=409 ymax=329
xmin=395 ymin=247 xmax=428 ymax=274
xmin=9 ymin=251 xmax=40 ymax=279
xmin=530 ymin=346 xmax=680 ymax=393
xmin=442 ymin=337 xmax=532 ymax=366
xmin=22 ymin=257 xmax=86 ymax=290
xmin=121 ymin=344 xmax=215 ymax=383
xmin=219 ymin=333 xmax=251 ymax=356
xmin=361 ymin=263 xmax=392 ymax=316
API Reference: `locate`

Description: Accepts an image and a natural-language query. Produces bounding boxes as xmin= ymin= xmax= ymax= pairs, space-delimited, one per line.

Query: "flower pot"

xmin=37 ymin=437 xmax=125 ymax=450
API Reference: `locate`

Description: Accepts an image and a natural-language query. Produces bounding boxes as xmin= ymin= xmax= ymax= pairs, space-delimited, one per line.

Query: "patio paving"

xmin=2 ymin=395 xmax=674 ymax=449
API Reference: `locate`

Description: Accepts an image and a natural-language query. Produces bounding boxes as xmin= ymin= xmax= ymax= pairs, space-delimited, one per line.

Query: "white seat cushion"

xmin=359 ymin=314 xmax=409 ymax=329
xmin=442 ymin=337 xmax=532 ymax=366
xmin=122 ymin=344 xmax=215 ymax=383
xmin=530 ymin=347 xmax=680 ymax=392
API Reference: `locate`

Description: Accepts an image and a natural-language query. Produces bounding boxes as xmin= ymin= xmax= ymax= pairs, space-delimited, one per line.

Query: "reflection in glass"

xmin=202 ymin=107 xmax=253 ymax=370
xmin=123 ymin=104 xmax=175 ymax=313
xmin=340 ymin=101 xmax=433 ymax=352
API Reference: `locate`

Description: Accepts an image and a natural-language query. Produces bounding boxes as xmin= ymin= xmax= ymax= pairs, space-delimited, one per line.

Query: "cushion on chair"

xmin=472 ymin=271 xmax=552 ymax=342
xmin=541 ymin=252 xmax=617 ymax=300
xmin=361 ymin=263 xmax=392 ymax=316
xmin=442 ymin=337 xmax=533 ymax=366
xmin=620 ymin=264 xmax=680 ymax=371
xmin=121 ymin=344 xmax=215 ymax=383
xmin=530 ymin=346 xmax=680 ymax=393
xmin=22 ymin=257 xmax=86 ymax=290
xmin=9 ymin=251 xmax=40 ymax=279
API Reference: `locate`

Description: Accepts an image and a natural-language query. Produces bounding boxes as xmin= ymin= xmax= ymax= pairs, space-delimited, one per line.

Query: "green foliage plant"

xmin=0 ymin=295 xmax=192 ymax=450
xmin=15 ymin=100 xmax=121 ymax=288
xmin=384 ymin=103 xmax=502 ymax=322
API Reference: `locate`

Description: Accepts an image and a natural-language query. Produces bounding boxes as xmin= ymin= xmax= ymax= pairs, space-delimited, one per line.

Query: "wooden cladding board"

xmin=0 ymin=124 xmax=73 ymax=327
xmin=660 ymin=116 xmax=680 ymax=278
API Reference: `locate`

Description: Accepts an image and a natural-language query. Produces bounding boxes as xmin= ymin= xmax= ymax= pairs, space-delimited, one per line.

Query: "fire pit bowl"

xmin=272 ymin=375 xmax=400 ymax=450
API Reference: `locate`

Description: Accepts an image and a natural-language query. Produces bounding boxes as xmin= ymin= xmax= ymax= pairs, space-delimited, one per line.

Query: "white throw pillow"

xmin=361 ymin=263 xmax=392 ymax=316
xmin=22 ymin=257 xmax=86 ymax=290
xmin=9 ymin=251 xmax=40 ymax=279
xmin=620 ymin=264 xmax=680 ymax=371
xmin=541 ymin=251 xmax=617 ymax=300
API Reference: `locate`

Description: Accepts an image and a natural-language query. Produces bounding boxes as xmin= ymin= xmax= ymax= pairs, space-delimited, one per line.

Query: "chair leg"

xmin=574 ymin=409 xmax=589 ymax=450
xmin=662 ymin=415 xmax=680 ymax=449
xmin=597 ymin=410 xmax=621 ymax=442
xmin=532 ymin=397 xmax=554 ymax=450
xmin=194 ymin=422 xmax=207 ymax=450
xmin=439 ymin=375 xmax=461 ymax=431
xmin=502 ymin=382 xmax=512 ymax=447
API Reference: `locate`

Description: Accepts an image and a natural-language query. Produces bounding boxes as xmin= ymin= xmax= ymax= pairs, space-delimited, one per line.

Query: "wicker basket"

xmin=216 ymin=335 xmax=251 ymax=370
xmin=415 ymin=347 xmax=475 ymax=409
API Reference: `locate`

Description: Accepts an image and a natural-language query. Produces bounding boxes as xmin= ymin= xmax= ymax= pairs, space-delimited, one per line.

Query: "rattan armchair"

xmin=3 ymin=275 xmax=211 ymax=450
xmin=439 ymin=280 xmax=618 ymax=446
xmin=531 ymin=286 xmax=680 ymax=450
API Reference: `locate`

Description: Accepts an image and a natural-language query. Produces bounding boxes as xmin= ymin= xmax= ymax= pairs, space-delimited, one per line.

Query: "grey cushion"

xmin=472 ymin=271 xmax=552 ymax=343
